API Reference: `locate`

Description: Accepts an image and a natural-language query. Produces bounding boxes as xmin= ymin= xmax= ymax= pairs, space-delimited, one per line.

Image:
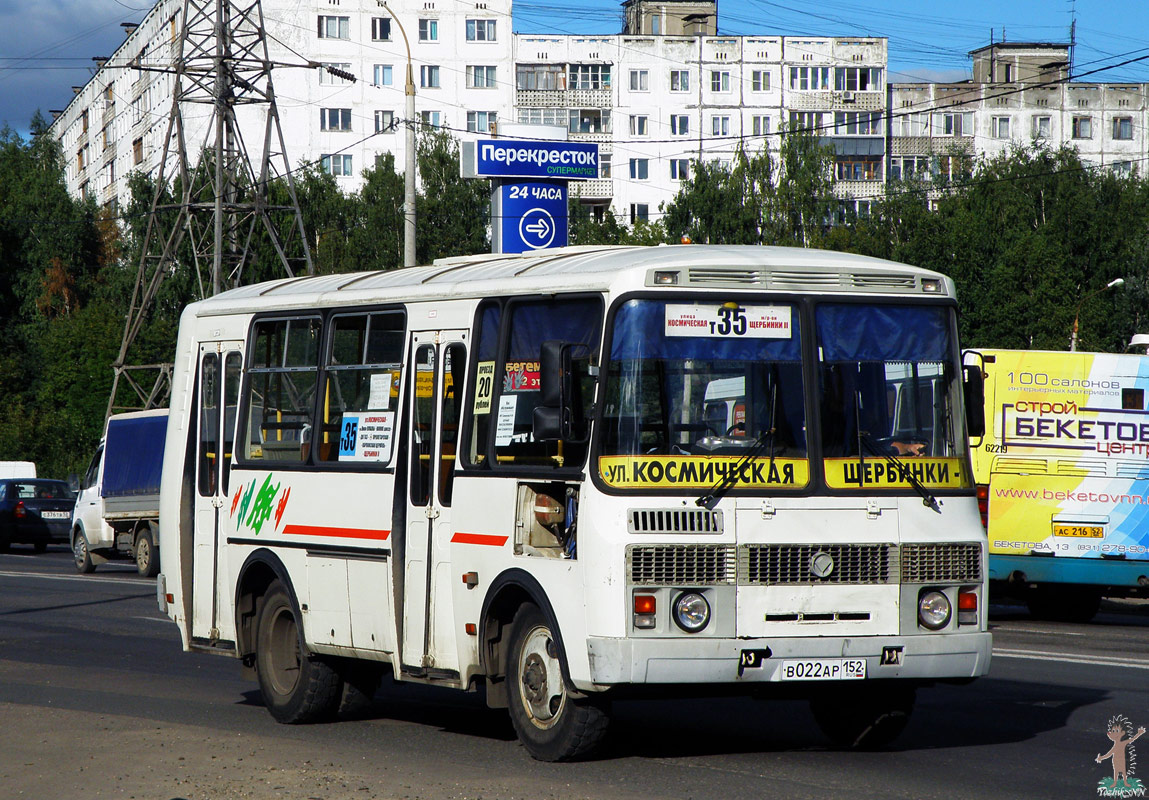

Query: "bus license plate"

xmin=41 ymin=511 xmax=70 ymax=520
xmin=1053 ymin=524 xmax=1104 ymax=538
xmin=778 ymin=658 xmax=866 ymax=681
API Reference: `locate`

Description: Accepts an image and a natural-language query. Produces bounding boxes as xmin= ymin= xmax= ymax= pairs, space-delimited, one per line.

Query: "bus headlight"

xmin=673 ymin=592 xmax=711 ymax=633
xmin=918 ymin=590 xmax=952 ymax=630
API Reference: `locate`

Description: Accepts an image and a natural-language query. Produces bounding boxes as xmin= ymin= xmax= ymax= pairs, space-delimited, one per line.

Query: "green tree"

xmin=415 ymin=128 xmax=488 ymax=263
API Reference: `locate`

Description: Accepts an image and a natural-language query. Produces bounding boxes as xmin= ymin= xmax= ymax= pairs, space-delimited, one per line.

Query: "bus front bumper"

xmin=585 ymin=631 xmax=992 ymax=686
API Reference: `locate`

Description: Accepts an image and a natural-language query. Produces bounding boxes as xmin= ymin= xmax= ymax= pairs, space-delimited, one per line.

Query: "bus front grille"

xmin=627 ymin=508 xmax=723 ymax=535
xmin=740 ymin=544 xmax=893 ymax=585
xmin=900 ymin=543 xmax=982 ymax=583
xmin=628 ymin=544 xmax=737 ymax=586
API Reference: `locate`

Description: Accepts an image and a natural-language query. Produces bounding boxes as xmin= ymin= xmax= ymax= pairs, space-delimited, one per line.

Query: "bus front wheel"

xmin=506 ymin=604 xmax=609 ymax=761
xmin=810 ymin=683 xmax=915 ymax=749
xmin=255 ymin=581 xmax=341 ymax=724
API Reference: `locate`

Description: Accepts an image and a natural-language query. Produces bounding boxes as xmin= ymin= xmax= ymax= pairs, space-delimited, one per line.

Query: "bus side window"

xmin=242 ymin=317 xmax=321 ymax=463
xmin=465 ymin=301 xmax=501 ymax=468
xmin=319 ymin=311 xmax=404 ymax=464
xmin=490 ymin=296 xmax=601 ymax=467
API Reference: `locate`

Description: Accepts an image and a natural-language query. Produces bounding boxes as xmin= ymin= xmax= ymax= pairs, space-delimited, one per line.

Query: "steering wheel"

xmin=724 ymin=422 xmax=746 ymax=437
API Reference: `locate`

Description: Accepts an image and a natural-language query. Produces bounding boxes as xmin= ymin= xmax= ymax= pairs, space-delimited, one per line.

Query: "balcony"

xmin=571 ymin=178 xmax=613 ymax=199
xmin=517 ymin=88 xmax=613 ymax=109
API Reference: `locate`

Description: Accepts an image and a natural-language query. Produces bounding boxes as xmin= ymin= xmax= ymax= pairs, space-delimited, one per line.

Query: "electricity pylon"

xmin=107 ymin=0 xmax=314 ymax=417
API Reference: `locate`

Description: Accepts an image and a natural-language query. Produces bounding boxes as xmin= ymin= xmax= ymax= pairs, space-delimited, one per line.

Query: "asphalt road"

xmin=1 ymin=547 xmax=1147 ymax=800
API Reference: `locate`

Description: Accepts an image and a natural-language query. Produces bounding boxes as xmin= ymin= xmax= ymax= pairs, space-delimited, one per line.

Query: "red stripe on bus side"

xmin=451 ymin=532 xmax=509 ymax=547
xmin=281 ymin=524 xmax=391 ymax=540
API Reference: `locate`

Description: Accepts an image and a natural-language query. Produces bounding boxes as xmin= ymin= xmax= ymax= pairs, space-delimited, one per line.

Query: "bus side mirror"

xmin=963 ymin=364 xmax=986 ymax=439
xmin=534 ymin=341 xmax=589 ymax=443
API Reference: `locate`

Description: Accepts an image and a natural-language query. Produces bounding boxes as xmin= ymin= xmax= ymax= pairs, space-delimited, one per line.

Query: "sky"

xmin=3 ymin=0 xmax=1149 ymax=138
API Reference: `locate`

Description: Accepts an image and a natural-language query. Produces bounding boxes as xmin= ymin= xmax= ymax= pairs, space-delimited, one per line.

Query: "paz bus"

xmin=157 ymin=245 xmax=990 ymax=760
xmin=967 ymin=348 xmax=1149 ymax=622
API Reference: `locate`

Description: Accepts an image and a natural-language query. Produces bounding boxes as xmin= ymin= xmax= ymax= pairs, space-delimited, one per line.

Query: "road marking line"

xmin=1000 ymin=627 xmax=1086 ymax=636
xmin=995 ymin=647 xmax=1149 ymax=670
xmin=132 ymin=615 xmax=173 ymax=623
xmin=0 ymin=569 xmax=145 ymax=587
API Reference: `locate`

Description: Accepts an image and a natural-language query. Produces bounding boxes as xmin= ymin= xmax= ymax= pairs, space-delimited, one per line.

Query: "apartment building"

xmin=890 ymin=42 xmax=1147 ymax=195
xmin=49 ymin=0 xmax=889 ymax=223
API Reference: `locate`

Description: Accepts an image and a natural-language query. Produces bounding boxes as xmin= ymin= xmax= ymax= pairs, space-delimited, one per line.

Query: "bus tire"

xmin=810 ymin=683 xmax=915 ymax=750
xmin=255 ymin=581 xmax=341 ymax=724
xmin=505 ymin=603 xmax=609 ymax=762
xmin=336 ymin=661 xmax=384 ymax=720
xmin=134 ymin=525 xmax=160 ymax=578
xmin=73 ymin=531 xmax=95 ymax=574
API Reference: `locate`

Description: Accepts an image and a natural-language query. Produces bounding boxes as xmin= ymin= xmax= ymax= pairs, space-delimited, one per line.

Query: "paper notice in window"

xmin=495 ymin=394 xmax=518 ymax=446
xmin=368 ymin=373 xmax=392 ymax=410
xmin=473 ymin=361 xmax=496 ymax=415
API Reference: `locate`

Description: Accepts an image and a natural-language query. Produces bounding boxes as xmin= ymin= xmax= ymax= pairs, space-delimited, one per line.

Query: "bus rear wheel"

xmin=505 ymin=604 xmax=609 ymax=762
xmin=810 ymin=683 xmax=915 ymax=750
xmin=255 ymin=581 xmax=341 ymax=724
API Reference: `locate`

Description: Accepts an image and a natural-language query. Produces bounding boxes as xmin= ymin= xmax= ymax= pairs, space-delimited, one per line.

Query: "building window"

xmin=371 ymin=17 xmax=391 ymax=41
xmin=834 ymin=67 xmax=882 ymax=92
xmin=834 ymin=111 xmax=881 ymax=135
xmin=991 ymin=116 xmax=1011 ymax=139
xmin=1032 ymin=115 xmax=1051 ymax=138
xmin=569 ymin=64 xmax=611 ymax=90
xmin=711 ymin=115 xmax=730 ymax=136
xmin=317 ymin=15 xmax=349 ymax=39
xmin=518 ymin=107 xmax=566 ymax=126
xmin=629 ymin=115 xmax=648 ymax=136
xmin=320 ymin=62 xmax=353 ymax=85
xmin=81 ymin=109 xmax=89 ymax=133
xmin=600 ymin=154 xmax=611 ymax=178
xmin=320 ymin=108 xmax=352 ymax=132
xmin=133 ymin=137 xmax=143 ymax=164
xmin=517 ymin=64 xmax=564 ymax=90
xmin=1113 ymin=160 xmax=1133 ymax=177
xmin=374 ymin=110 xmax=395 ymax=133
xmin=569 ymin=108 xmax=609 ymax=133
xmin=836 ymin=199 xmax=871 ymax=223
xmin=710 ymin=70 xmax=731 ymax=92
xmin=789 ymin=111 xmax=824 ymax=132
xmin=466 ymin=19 xmax=496 ymax=41
xmin=752 ymin=115 xmax=769 ymax=136
xmin=670 ymin=70 xmax=690 ymax=92
xmin=670 ymin=159 xmax=690 ymax=180
xmin=373 ymin=64 xmax=393 ymax=86
xmin=630 ymin=203 xmax=649 ymax=223
xmin=420 ymin=110 xmax=441 ymax=128
xmin=420 ymin=65 xmax=440 ymax=88
xmin=629 ymin=158 xmax=649 ymax=180
xmin=1072 ymin=116 xmax=1093 ymax=139
xmin=940 ymin=112 xmax=973 ymax=137
xmin=671 ymin=114 xmax=689 ymax=135
xmin=467 ymin=110 xmax=497 ymax=132
xmin=467 ymin=65 xmax=496 ymax=88
xmin=1114 ymin=116 xmax=1134 ymax=140
xmin=888 ymin=155 xmax=931 ymax=181
xmin=789 ymin=66 xmax=830 ymax=91
xmin=751 ymin=70 xmax=770 ymax=91
xmin=835 ymin=157 xmax=880 ymax=181
xmin=629 ymin=69 xmax=649 ymax=91
xmin=891 ymin=112 xmax=927 ymax=137
xmin=321 ymin=153 xmax=354 ymax=176
xmin=418 ymin=19 xmax=438 ymax=41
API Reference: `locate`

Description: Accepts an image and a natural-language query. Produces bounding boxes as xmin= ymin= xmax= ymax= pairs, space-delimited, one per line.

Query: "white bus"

xmin=158 ymin=245 xmax=990 ymax=760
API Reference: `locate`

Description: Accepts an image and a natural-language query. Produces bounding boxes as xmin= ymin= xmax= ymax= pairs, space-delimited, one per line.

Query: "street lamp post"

xmin=1070 ymin=277 xmax=1124 ymax=352
xmin=380 ymin=2 xmax=416 ymax=267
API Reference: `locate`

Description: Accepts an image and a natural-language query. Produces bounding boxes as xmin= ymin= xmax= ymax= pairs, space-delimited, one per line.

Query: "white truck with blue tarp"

xmin=71 ymin=409 xmax=168 ymax=576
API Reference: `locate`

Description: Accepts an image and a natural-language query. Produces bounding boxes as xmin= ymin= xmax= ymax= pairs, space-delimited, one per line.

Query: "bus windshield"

xmin=816 ymin=303 xmax=971 ymax=490
xmin=597 ymin=298 xmax=971 ymax=493
xmin=598 ymin=298 xmax=810 ymax=492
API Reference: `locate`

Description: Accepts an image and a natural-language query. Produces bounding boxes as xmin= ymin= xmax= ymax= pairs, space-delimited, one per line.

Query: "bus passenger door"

xmin=191 ymin=343 xmax=243 ymax=643
xmin=401 ymin=331 xmax=468 ymax=674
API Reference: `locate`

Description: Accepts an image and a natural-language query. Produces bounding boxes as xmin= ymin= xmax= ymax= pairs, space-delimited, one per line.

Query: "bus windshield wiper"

xmin=858 ymin=432 xmax=941 ymax=514
xmin=696 ymin=383 xmax=778 ymax=511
